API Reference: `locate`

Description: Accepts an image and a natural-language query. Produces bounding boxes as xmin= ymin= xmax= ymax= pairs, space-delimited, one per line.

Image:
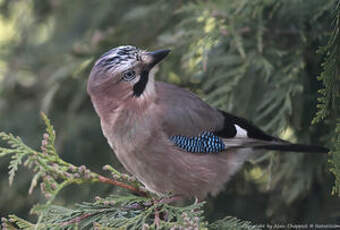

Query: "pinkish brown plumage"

xmin=87 ymin=45 xmax=328 ymax=199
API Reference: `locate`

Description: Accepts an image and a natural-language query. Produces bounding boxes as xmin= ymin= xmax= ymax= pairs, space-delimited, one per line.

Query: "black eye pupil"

xmin=123 ymin=70 xmax=135 ymax=81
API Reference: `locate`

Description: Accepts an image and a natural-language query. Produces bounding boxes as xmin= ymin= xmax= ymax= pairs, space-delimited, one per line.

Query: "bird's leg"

xmin=123 ymin=202 xmax=145 ymax=210
xmin=152 ymin=198 xmax=161 ymax=228
xmin=195 ymin=196 xmax=203 ymax=204
xmin=158 ymin=194 xmax=184 ymax=204
xmin=152 ymin=194 xmax=185 ymax=227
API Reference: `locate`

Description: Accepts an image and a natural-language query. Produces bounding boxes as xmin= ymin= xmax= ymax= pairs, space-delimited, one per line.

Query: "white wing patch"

xmin=235 ymin=125 xmax=248 ymax=137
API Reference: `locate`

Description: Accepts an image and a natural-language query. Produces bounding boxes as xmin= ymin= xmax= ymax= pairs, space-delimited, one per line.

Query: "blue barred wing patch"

xmin=169 ymin=131 xmax=225 ymax=153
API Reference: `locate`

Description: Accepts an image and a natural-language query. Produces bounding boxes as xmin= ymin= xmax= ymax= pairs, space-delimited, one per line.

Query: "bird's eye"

xmin=122 ymin=70 xmax=136 ymax=81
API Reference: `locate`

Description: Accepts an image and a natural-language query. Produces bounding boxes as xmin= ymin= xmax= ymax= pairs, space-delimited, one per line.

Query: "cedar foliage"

xmin=0 ymin=0 xmax=339 ymax=229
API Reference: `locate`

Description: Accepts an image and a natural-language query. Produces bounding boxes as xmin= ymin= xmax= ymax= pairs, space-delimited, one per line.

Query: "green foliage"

xmin=0 ymin=133 xmax=33 ymax=186
xmin=33 ymin=195 xmax=204 ymax=230
xmin=208 ymin=216 xmax=259 ymax=230
xmin=2 ymin=215 xmax=35 ymax=230
xmin=330 ymin=121 xmax=340 ymax=196
xmin=311 ymin=1 xmax=340 ymax=196
xmin=2 ymin=196 xmax=260 ymax=230
xmin=312 ymin=1 xmax=340 ymax=124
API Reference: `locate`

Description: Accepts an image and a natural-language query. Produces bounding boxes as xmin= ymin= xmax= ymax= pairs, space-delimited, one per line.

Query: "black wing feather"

xmin=214 ymin=110 xmax=328 ymax=153
xmin=214 ymin=110 xmax=277 ymax=141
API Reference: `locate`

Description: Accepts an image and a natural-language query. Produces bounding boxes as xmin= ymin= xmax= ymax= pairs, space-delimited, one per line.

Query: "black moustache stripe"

xmin=133 ymin=70 xmax=149 ymax=97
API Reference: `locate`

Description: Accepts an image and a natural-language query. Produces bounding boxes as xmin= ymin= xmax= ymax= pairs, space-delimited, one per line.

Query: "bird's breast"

xmin=100 ymin=106 xmax=160 ymax=171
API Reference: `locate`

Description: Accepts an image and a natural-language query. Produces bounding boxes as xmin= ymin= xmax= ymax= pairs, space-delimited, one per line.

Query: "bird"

xmin=87 ymin=45 xmax=328 ymax=200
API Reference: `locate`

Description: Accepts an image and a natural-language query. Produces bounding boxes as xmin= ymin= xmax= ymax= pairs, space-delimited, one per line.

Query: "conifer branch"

xmin=312 ymin=1 xmax=340 ymax=124
xmin=97 ymin=175 xmax=148 ymax=197
xmin=311 ymin=0 xmax=340 ymax=196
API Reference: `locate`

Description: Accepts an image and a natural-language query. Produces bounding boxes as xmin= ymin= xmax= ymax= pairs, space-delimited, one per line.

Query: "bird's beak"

xmin=143 ymin=49 xmax=170 ymax=69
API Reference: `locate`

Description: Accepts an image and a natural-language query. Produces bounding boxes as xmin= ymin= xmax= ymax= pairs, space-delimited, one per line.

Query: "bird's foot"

xmin=157 ymin=195 xmax=184 ymax=205
xmin=151 ymin=195 xmax=184 ymax=227
xmin=152 ymin=198 xmax=161 ymax=228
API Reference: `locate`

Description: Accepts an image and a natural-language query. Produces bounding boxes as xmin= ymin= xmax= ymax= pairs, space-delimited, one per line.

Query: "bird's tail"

xmin=224 ymin=138 xmax=329 ymax=153
xmin=252 ymin=142 xmax=329 ymax=153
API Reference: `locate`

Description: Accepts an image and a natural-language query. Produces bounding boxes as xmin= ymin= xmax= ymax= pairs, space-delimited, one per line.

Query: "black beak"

xmin=145 ymin=49 xmax=170 ymax=69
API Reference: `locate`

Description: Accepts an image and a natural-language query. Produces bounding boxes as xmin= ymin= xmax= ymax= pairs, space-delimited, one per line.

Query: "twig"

xmin=97 ymin=175 xmax=149 ymax=197
xmin=61 ymin=213 xmax=94 ymax=226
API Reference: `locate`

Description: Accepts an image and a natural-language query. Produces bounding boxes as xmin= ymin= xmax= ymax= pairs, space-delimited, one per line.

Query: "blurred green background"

xmin=0 ymin=0 xmax=339 ymax=225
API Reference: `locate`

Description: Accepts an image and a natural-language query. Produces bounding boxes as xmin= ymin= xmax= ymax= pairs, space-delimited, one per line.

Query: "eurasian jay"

xmin=87 ymin=45 xmax=328 ymax=200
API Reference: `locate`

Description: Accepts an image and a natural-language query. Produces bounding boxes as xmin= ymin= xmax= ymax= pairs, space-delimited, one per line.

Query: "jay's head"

xmin=87 ymin=45 xmax=170 ymax=105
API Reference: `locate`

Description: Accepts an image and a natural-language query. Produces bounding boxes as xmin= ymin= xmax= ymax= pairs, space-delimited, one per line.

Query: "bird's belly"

xmin=111 ymin=136 xmax=251 ymax=199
